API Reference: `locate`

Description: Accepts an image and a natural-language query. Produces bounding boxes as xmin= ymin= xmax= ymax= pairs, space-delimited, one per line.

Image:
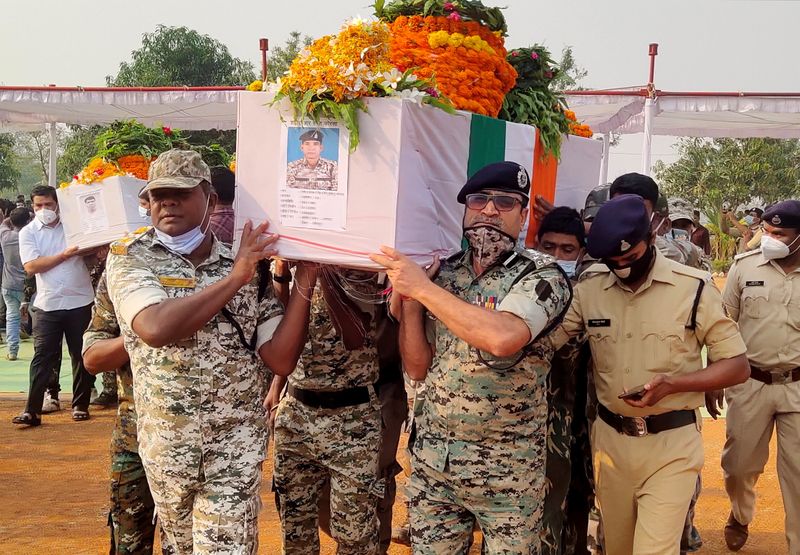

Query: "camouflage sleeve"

xmin=255 ymin=276 xmax=285 ymax=350
xmin=106 ymin=249 xmax=168 ymax=330
xmin=82 ymin=272 xmax=120 ymax=354
xmin=331 ymin=161 xmax=338 ymax=190
xmin=549 ymin=279 xmax=586 ymax=350
xmin=497 ymin=266 xmax=571 ymax=343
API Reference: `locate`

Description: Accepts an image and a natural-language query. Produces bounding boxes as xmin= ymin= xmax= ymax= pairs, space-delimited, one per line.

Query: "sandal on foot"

xmin=72 ymin=409 xmax=90 ymax=421
xmin=12 ymin=412 xmax=41 ymax=426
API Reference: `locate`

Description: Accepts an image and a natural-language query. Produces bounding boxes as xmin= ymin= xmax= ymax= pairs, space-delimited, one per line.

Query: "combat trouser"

xmin=109 ymin=450 xmax=156 ymax=555
xmin=274 ymin=389 xmax=382 ymax=555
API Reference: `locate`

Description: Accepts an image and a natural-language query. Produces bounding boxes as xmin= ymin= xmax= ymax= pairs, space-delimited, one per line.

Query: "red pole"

xmin=260 ymin=38 xmax=269 ymax=81
xmin=648 ymin=43 xmax=659 ymax=86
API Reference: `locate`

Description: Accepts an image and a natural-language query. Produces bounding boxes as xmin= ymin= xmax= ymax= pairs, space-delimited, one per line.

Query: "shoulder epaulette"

xmin=734 ymin=248 xmax=762 ymax=261
xmin=577 ymin=262 xmax=610 ymax=282
xmin=516 ymin=248 xmax=555 ymax=269
xmin=109 ymin=227 xmax=152 ymax=256
xmin=672 ymin=262 xmax=712 ymax=282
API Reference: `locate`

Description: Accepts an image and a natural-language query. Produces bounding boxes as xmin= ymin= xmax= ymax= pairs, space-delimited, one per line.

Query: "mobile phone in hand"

xmin=618 ymin=384 xmax=647 ymax=400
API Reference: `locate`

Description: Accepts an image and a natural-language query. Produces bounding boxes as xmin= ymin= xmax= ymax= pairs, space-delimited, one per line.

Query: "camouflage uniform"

xmin=286 ymin=158 xmax=338 ymax=190
xmin=409 ymin=248 xmax=571 ymax=554
xmin=106 ymin=228 xmax=283 ymax=555
xmin=273 ymin=275 xmax=383 ymax=555
xmin=83 ymin=273 xmax=158 ymax=555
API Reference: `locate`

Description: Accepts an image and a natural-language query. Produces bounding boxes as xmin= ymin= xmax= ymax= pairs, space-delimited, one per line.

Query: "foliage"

xmin=656 ymin=137 xmax=800 ymax=268
xmin=499 ymin=88 xmax=568 ymax=158
xmin=107 ymin=25 xmax=256 ymax=87
xmin=0 ymin=134 xmax=20 ymax=191
xmin=551 ymin=46 xmax=588 ymax=91
xmin=655 ymin=137 xmax=800 ymax=217
xmin=94 ymin=120 xmax=183 ymax=160
xmin=58 ymin=125 xmax=105 ymax=183
xmin=374 ymin=0 xmax=508 ymax=35
xmin=267 ymin=31 xmax=314 ymax=81
xmin=191 ymin=143 xmax=233 ymax=168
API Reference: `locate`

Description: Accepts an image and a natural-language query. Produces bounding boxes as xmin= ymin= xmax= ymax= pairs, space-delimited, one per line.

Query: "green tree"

xmin=58 ymin=125 xmax=105 ymax=183
xmin=551 ymin=46 xmax=588 ymax=91
xmin=0 ymin=134 xmax=20 ymax=191
xmin=655 ymin=137 xmax=800 ymax=217
xmin=655 ymin=137 xmax=800 ymax=268
xmin=267 ymin=31 xmax=313 ymax=81
xmin=107 ymin=25 xmax=257 ymax=87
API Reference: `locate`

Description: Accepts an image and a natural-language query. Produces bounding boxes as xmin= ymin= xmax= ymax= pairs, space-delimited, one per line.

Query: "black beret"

xmin=763 ymin=200 xmax=800 ymax=229
xmin=299 ymin=129 xmax=324 ymax=143
xmin=609 ymin=172 xmax=659 ymax=206
xmin=457 ymin=161 xmax=530 ymax=204
xmin=587 ymin=194 xmax=651 ymax=259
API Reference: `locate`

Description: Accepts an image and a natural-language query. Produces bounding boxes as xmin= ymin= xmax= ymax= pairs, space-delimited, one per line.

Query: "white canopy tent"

xmin=565 ymin=89 xmax=800 ymax=182
xmin=0 ymin=86 xmax=241 ymax=187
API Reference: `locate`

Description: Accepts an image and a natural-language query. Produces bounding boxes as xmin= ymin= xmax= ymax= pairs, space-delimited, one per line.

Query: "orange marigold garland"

xmin=116 ymin=154 xmax=155 ymax=180
xmin=564 ymin=109 xmax=593 ymax=138
xmin=385 ymin=15 xmax=516 ymax=116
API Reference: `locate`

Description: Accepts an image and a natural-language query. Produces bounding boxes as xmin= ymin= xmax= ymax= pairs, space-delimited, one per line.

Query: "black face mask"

xmin=604 ymin=244 xmax=655 ymax=285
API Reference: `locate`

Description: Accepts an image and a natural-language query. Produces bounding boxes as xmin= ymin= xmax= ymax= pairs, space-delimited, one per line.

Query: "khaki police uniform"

xmin=551 ymin=250 xmax=747 ymax=554
xmin=721 ymin=248 xmax=800 ymax=551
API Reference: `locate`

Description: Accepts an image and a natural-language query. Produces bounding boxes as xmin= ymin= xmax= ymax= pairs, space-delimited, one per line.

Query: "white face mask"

xmin=35 ymin=208 xmax=58 ymax=226
xmin=154 ymin=197 xmax=211 ymax=256
xmin=138 ymin=205 xmax=150 ymax=220
xmin=744 ymin=215 xmax=755 ymax=226
xmin=761 ymin=234 xmax=800 ymax=261
xmin=557 ymin=259 xmax=577 ymax=278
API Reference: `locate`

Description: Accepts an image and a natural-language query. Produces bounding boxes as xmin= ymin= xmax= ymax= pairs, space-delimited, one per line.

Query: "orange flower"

xmin=386 ymin=15 xmax=516 ymax=116
xmin=117 ymin=154 xmax=154 ymax=180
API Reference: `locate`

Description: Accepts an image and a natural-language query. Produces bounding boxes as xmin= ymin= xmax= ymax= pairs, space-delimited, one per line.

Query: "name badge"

xmin=588 ymin=319 xmax=611 ymax=327
xmin=745 ymin=281 xmax=764 ymax=287
xmin=158 ymin=276 xmax=196 ymax=288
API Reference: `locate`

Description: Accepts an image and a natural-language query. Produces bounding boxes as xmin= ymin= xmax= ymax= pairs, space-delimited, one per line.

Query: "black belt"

xmin=287 ymin=384 xmax=374 ymax=409
xmin=598 ymin=404 xmax=696 ymax=437
xmin=750 ymin=365 xmax=800 ymax=385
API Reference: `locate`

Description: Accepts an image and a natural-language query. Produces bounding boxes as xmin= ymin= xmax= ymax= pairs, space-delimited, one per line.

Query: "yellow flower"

xmin=246 ymin=80 xmax=264 ymax=92
xmin=448 ymin=32 xmax=465 ymax=47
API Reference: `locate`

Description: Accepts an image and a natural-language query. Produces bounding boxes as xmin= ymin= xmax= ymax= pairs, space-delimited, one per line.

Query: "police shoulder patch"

xmin=734 ymin=248 xmax=762 ymax=261
xmin=519 ymin=247 xmax=556 ymax=270
xmin=672 ymin=262 xmax=712 ymax=283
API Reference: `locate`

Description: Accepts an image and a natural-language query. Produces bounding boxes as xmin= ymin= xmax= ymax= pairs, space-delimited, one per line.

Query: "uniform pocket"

xmin=587 ymin=326 xmax=618 ymax=372
xmin=640 ymin=322 xmax=686 ymax=372
xmin=742 ymin=289 xmax=769 ymax=319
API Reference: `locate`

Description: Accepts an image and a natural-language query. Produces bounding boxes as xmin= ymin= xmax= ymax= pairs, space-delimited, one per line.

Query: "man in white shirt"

xmin=12 ymin=185 xmax=96 ymax=427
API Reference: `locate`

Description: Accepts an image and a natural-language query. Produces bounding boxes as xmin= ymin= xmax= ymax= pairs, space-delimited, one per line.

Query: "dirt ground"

xmin=0 ymin=395 xmax=788 ymax=555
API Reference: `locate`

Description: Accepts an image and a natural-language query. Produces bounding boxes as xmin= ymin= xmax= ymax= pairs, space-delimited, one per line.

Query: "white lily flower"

xmin=395 ymin=87 xmax=425 ymax=103
xmin=380 ymin=68 xmax=403 ymax=89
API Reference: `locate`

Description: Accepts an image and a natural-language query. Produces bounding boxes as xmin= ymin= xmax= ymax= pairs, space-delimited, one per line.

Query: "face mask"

xmin=557 ymin=259 xmax=577 ymax=278
xmin=464 ymin=225 xmax=516 ymax=269
xmin=138 ymin=206 xmax=150 ymax=219
xmin=35 ymin=208 xmax=58 ymax=226
xmin=761 ymin=234 xmax=800 ymax=261
xmin=744 ymin=215 xmax=754 ymax=226
xmin=154 ymin=196 xmax=211 ymax=256
xmin=605 ymin=245 xmax=655 ymax=285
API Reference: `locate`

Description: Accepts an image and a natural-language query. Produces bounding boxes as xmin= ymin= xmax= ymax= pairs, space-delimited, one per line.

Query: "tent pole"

xmin=600 ymin=133 xmax=610 ymax=184
xmin=641 ymin=98 xmax=655 ymax=175
xmin=48 ymin=123 xmax=57 ymax=187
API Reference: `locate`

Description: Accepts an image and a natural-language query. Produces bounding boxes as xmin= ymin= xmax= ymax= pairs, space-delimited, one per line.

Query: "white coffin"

xmin=57 ymin=175 xmax=150 ymax=250
xmin=235 ymin=93 xmax=469 ymax=269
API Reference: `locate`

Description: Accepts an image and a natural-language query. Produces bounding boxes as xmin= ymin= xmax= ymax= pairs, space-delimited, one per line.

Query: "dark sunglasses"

xmin=465 ymin=193 xmax=523 ymax=212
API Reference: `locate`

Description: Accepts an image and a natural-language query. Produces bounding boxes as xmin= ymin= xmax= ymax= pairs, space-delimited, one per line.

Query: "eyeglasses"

xmin=465 ymin=193 xmax=523 ymax=212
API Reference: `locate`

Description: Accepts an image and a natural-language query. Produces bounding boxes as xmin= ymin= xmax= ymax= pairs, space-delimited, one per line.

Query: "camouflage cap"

xmin=142 ymin=149 xmax=211 ymax=194
xmin=582 ymin=184 xmax=610 ymax=221
xmin=668 ymin=197 xmax=694 ymax=222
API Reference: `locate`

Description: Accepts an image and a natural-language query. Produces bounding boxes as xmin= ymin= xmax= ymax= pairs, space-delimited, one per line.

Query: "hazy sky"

xmin=3 ymin=0 xmax=800 ymax=175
